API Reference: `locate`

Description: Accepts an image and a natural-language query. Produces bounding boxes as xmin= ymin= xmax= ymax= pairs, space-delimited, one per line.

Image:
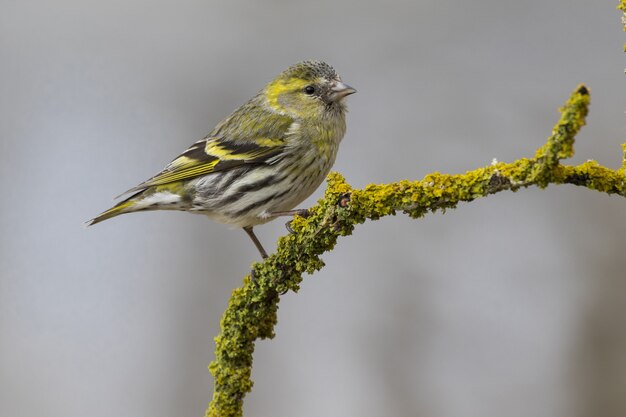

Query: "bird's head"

xmin=264 ymin=60 xmax=356 ymax=117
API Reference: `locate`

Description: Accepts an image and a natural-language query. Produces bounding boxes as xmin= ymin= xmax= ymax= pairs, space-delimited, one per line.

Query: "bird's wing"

xmin=118 ymin=109 xmax=295 ymax=197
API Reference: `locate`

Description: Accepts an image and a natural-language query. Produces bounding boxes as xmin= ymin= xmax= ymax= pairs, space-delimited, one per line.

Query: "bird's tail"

xmin=85 ymin=191 xmax=144 ymax=226
xmin=86 ymin=200 xmax=137 ymax=226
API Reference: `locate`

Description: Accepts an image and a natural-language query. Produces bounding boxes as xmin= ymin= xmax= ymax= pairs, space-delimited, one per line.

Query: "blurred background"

xmin=1 ymin=0 xmax=625 ymax=416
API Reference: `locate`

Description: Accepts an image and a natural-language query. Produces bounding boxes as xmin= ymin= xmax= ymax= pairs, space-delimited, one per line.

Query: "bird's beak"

xmin=329 ymin=81 xmax=357 ymax=101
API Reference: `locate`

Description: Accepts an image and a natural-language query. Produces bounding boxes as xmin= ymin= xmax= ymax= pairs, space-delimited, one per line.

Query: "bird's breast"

xmin=273 ymin=114 xmax=346 ymax=203
xmin=292 ymin=112 xmax=346 ymax=158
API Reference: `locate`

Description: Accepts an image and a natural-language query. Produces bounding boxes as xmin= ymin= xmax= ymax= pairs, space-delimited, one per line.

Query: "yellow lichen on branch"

xmin=205 ymin=84 xmax=625 ymax=417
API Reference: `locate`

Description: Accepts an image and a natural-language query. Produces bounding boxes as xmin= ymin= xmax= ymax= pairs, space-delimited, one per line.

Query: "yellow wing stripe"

xmin=204 ymin=141 xmax=281 ymax=160
xmin=205 ymin=142 xmax=238 ymax=159
xmin=150 ymin=159 xmax=220 ymax=184
xmin=120 ymin=136 xmax=286 ymax=195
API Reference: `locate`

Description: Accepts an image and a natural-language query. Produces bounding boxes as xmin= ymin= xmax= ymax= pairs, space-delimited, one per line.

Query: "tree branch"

xmin=205 ymin=85 xmax=625 ymax=417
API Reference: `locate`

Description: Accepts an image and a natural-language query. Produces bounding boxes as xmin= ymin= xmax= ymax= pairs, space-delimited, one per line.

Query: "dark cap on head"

xmin=281 ymin=60 xmax=339 ymax=81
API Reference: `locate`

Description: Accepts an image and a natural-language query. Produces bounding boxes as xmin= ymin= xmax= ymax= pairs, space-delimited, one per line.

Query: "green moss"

xmin=206 ymin=85 xmax=625 ymax=417
xmin=531 ymin=84 xmax=589 ymax=186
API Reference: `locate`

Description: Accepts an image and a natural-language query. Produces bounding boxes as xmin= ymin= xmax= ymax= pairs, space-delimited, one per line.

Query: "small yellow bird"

xmin=87 ymin=61 xmax=356 ymax=258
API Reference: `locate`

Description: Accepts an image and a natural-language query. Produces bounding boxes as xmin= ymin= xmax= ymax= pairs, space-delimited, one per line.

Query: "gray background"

xmin=1 ymin=0 xmax=625 ymax=416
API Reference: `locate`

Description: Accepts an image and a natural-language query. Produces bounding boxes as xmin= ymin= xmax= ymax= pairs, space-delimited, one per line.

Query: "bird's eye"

xmin=304 ymin=85 xmax=316 ymax=95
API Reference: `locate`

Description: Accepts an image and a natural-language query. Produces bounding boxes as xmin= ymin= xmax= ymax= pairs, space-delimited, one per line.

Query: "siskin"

xmin=87 ymin=61 xmax=356 ymax=258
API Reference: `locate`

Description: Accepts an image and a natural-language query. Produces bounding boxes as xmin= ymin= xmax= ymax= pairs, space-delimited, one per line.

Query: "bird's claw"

xmin=284 ymin=209 xmax=310 ymax=233
xmin=294 ymin=208 xmax=310 ymax=218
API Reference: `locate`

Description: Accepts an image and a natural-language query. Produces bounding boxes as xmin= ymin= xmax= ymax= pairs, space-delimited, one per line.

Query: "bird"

xmin=87 ymin=60 xmax=356 ymax=258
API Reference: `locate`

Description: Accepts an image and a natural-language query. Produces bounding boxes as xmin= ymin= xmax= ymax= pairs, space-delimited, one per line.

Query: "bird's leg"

xmin=243 ymin=226 xmax=268 ymax=259
xmin=266 ymin=209 xmax=310 ymax=219
xmin=243 ymin=226 xmax=287 ymax=293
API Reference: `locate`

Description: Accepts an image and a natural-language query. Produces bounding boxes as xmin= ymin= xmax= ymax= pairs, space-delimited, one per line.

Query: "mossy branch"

xmin=205 ymin=85 xmax=625 ymax=417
